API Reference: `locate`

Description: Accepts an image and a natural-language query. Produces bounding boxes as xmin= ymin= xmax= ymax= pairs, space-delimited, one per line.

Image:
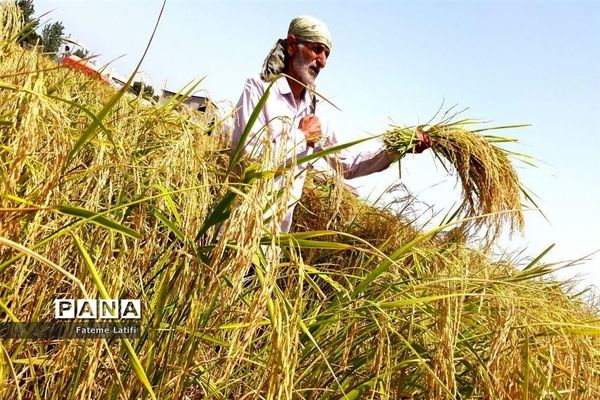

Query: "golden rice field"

xmin=1 ymin=3 xmax=600 ymax=399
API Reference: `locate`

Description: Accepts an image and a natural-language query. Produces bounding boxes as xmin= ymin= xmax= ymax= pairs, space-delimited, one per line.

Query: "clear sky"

xmin=34 ymin=0 xmax=600 ymax=290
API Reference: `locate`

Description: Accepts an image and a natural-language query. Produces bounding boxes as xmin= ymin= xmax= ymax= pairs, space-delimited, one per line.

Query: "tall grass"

xmin=1 ymin=3 xmax=600 ymax=399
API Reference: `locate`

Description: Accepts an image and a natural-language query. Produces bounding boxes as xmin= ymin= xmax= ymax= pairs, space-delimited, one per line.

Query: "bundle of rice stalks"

xmin=383 ymin=110 xmax=531 ymax=244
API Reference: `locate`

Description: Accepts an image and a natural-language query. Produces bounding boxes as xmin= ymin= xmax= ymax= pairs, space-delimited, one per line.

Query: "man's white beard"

xmin=291 ymin=50 xmax=318 ymax=89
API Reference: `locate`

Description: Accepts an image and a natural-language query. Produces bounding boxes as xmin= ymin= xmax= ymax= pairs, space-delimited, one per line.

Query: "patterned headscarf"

xmin=260 ymin=15 xmax=332 ymax=82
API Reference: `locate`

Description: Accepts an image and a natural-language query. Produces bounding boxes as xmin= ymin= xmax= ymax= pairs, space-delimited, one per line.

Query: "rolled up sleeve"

xmin=321 ymin=127 xmax=396 ymax=179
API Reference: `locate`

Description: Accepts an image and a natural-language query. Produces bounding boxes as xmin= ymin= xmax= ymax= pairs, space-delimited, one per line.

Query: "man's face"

xmin=289 ymin=41 xmax=330 ymax=87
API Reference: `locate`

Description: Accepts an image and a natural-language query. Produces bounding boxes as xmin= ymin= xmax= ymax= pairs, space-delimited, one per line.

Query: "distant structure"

xmin=58 ymin=37 xmax=127 ymax=88
xmin=159 ymin=89 xmax=215 ymax=112
xmin=58 ymin=37 xmax=217 ymax=117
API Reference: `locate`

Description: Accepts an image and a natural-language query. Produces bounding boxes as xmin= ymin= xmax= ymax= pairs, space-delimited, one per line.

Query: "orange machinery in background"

xmin=62 ymin=54 xmax=111 ymax=84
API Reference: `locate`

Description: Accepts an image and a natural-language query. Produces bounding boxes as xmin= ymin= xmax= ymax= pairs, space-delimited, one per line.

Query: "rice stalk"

xmin=383 ymin=112 xmax=528 ymax=244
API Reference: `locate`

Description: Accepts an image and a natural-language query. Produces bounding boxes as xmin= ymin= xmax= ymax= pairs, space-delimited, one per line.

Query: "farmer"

xmin=232 ymin=15 xmax=431 ymax=233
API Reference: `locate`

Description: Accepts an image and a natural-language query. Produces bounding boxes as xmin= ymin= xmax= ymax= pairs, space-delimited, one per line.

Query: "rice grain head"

xmin=383 ymin=118 xmax=525 ymax=244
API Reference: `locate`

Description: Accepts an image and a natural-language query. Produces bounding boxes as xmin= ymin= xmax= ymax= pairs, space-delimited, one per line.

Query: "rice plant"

xmin=1 ymin=3 xmax=600 ymax=399
xmin=383 ymin=108 xmax=533 ymax=245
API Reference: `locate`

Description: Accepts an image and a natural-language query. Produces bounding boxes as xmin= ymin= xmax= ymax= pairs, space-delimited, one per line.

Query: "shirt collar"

xmin=275 ymin=76 xmax=312 ymax=110
xmin=275 ymin=75 xmax=292 ymax=95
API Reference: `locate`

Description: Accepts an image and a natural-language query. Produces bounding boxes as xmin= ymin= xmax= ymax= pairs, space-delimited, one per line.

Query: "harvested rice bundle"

xmin=383 ymin=115 xmax=528 ymax=243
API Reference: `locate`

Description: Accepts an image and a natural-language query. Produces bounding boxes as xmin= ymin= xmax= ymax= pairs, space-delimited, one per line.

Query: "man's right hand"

xmin=298 ymin=114 xmax=322 ymax=147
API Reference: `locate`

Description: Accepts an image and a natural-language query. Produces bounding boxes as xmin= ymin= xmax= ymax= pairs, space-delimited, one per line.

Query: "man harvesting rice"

xmin=232 ymin=15 xmax=431 ymax=232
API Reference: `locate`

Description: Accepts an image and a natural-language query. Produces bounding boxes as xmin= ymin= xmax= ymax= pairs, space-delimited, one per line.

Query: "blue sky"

xmin=35 ymin=0 xmax=600 ymax=289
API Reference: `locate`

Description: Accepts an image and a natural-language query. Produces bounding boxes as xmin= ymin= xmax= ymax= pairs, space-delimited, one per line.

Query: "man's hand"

xmin=387 ymin=127 xmax=433 ymax=160
xmin=298 ymin=114 xmax=322 ymax=147
xmin=413 ymin=127 xmax=433 ymax=153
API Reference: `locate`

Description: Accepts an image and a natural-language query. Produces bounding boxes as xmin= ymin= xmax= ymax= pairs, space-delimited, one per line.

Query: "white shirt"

xmin=232 ymin=76 xmax=394 ymax=232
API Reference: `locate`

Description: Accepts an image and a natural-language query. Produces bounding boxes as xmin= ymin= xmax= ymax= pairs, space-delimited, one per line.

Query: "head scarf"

xmin=288 ymin=15 xmax=332 ymax=50
xmin=260 ymin=15 xmax=332 ymax=82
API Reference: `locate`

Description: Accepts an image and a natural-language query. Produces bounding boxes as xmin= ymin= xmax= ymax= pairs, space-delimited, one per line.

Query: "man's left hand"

xmin=413 ymin=128 xmax=432 ymax=153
